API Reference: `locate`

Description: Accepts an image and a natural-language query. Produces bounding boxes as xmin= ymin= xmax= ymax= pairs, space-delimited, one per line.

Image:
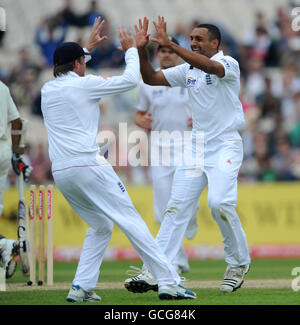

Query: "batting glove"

xmin=11 ymin=153 xmax=33 ymax=182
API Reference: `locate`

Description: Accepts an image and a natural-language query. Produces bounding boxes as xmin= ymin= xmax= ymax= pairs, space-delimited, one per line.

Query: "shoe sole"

xmin=159 ymin=292 xmax=196 ymax=300
xmin=66 ymin=297 xmax=101 ymax=303
xmin=124 ymin=280 xmax=158 ymax=293
xmin=6 ymin=260 xmax=17 ymax=279
xmin=66 ymin=296 xmax=85 ymax=303
xmin=83 ymin=299 xmax=101 ymax=302
xmin=220 ymin=279 xmax=244 ymax=293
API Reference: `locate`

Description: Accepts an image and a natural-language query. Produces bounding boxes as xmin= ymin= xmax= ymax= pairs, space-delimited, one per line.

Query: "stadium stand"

xmin=1 ymin=0 xmax=300 ymax=186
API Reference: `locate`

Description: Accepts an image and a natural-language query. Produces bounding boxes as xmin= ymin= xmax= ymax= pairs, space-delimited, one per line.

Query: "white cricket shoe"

xmin=158 ymin=284 xmax=197 ymax=300
xmin=220 ymin=264 xmax=250 ymax=293
xmin=0 ymin=238 xmax=19 ymax=279
xmin=124 ymin=266 xmax=158 ymax=293
xmin=66 ymin=284 xmax=101 ymax=303
xmin=185 ymin=215 xmax=198 ymax=240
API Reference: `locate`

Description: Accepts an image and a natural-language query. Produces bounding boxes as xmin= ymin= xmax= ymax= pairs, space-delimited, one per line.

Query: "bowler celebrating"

xmin=134 ymin=37 xmax=198 ymax=274
xmin=126 ymin=17 xmax=251 ymax=293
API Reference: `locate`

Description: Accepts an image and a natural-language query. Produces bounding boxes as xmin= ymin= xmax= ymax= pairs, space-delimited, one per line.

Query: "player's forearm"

xmin=120 ymin=48 xmax=140 ymax=88
xmin=138 ymin=47 xmax=157 ymax=85
xmin=91 ymin=48 xmax=140 ymax=98
xmin=170 ymin=43 xmax=223 ymax=76
xmin=11 ymin=118 xmax=22 ymax=153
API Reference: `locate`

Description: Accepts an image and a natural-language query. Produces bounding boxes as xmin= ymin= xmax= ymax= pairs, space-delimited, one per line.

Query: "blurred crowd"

xmin=1 ymin=1 xmax=300 ymax=185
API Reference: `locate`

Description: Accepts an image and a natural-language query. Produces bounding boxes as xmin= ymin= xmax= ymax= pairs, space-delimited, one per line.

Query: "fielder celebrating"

xmin=134 ymin=37 xmax=198 ymax=274
xmin=125 ymin=17 xmax=251 ymax=293
xmin=41 ymin=17 xmax=196 ymax=302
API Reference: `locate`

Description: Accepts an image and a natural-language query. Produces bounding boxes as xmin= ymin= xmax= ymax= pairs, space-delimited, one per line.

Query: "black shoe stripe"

xmin=222 ymin=283 xmax=234 ymax=288
xmin=223 ymin=279 xmax=238 ymax=282
xmin=222 ymin=281 xmax=237 ymax=285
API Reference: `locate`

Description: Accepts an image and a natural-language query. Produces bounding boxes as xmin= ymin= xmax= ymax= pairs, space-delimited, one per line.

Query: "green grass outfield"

xmin=0 ymin=259 xmax=300 ymax=305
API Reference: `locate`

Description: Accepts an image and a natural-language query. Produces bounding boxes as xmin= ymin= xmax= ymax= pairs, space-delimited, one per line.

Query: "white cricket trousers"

xmin=52 ymin=153 xmax=180 ymax=292
xmin=0 ymin=141 xmax=11 ymax=216
xmin=156 ymin=139 xmax=251 ymax=268
xmin=151 ymin=165 xmax=198 ymax=269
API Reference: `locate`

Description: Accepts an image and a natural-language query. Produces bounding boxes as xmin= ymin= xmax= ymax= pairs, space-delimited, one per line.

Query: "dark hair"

xmin=196 ymin=24 xmax=221 ymax=49
xmin=53 ymin=56 xmax=82 ymax=77
xmin=53 ymin=61 xmax=75 ymax=77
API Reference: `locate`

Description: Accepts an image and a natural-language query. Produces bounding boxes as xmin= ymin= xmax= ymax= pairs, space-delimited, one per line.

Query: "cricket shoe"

xmin=0 ymin=238 xmax=19 ymax=279
xmin=124 ymin=266 xmax=158 ymax=293
xmin=220 ymin=264 xmax=250 ymax=293
xmin=66 ymin=284 xmax=101 ymax=303
xmin=158 ymin=284 xmax=196 ymax=300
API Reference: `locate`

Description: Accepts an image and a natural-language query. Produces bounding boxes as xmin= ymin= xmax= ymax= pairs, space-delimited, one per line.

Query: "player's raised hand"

xmin=118 ymin=25 xmax=136 ymax=51
xmin=86 ymin=16 xmax=108 ymax=52
xmin=134 ymin=17 xmax=151 ymax=48
xmin=151 ymin=16 xmax=171 ymax=48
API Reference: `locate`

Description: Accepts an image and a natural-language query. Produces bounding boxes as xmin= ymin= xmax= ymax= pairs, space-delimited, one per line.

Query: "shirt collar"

xmin=57 ymin=71 xmax=80 ymax=79
xmin=189 ymin=51 xmax=224 ymax=69
xmin=210 ymin=50 xmax=224 ymax=60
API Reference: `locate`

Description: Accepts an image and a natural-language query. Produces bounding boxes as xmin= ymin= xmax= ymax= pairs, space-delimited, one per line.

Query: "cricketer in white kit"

xmin=134 ymin=38 xmax=199 ymax=274
xmin=0 ymin=81 xmax=32 ymax=279
xmin=125 ymin=17 xmax=251 ymax=294
xmin=41 ymin=18 xmax=196 ymax=302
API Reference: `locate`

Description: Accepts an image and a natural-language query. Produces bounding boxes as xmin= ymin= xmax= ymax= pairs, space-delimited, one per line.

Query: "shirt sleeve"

xmin=83 ymin=48 xmax=92 ymax=63
xmin=216 ymin=56 xmax=240 ymax=82
xmin=85 ymin=47 xmax=140 ymax=100
xmin=162 ymin=63 xmax=188 ymax=88
xmin=134 ymin=81 xmax=150 ymax=112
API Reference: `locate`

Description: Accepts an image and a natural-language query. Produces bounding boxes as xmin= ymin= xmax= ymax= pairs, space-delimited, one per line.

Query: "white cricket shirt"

xmin=162 ymin=51 xmax=245 ymax=144
xmin=41 ymin=47 xmax=139 ymax=163
xmin=135 ymin=81 xmax=192 ymax=167
xmin=0 ymin=81 xmax=20 ymax=143
xmin=135 ymin=81 xmax=191 ymax=134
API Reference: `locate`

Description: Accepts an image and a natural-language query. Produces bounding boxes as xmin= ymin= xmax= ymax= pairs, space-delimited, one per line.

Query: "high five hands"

xmin=86 ymin=16 xmax=172 ymax=53
xmin=86 ymin=16 xmax=108 ymax=52
xmin=135 ymin=16 xmax=172 ymax=49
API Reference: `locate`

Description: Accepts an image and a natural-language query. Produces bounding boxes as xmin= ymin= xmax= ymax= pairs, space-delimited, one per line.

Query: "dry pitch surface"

xmin=6 ymin=279 xmax=293 ymax=291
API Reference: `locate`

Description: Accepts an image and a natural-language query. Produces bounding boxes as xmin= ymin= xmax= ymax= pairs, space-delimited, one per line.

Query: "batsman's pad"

xmin=17 ymin=200 xmax=30 ymax=277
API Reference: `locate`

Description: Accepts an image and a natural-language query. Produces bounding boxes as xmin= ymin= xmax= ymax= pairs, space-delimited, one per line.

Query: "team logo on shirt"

xmin=186 ymin=77 xmax=197 ymax=87
xmin=220 ymin=58 xmax=230 ymax=68
xmin=206 ymin=74 xmax=212 ymax=85
xmin=152 ymin=89 xmax=164 ymax=97
xmin=118 ymin=181 xmax=126 ymax=193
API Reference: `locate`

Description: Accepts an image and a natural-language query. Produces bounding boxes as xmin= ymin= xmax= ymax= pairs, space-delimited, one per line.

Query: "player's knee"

xmin=208 ymin=197 xmax=237 ymax=224
xmin=163 ymin=200 xmax=195 ymax=227
xmin=208 ymin=196 xmax=223 ymax=213
xmin=87 ymin=221 xmax=113 ymax=237
xmin=163 ymin=202 xmax=179 ymax=218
